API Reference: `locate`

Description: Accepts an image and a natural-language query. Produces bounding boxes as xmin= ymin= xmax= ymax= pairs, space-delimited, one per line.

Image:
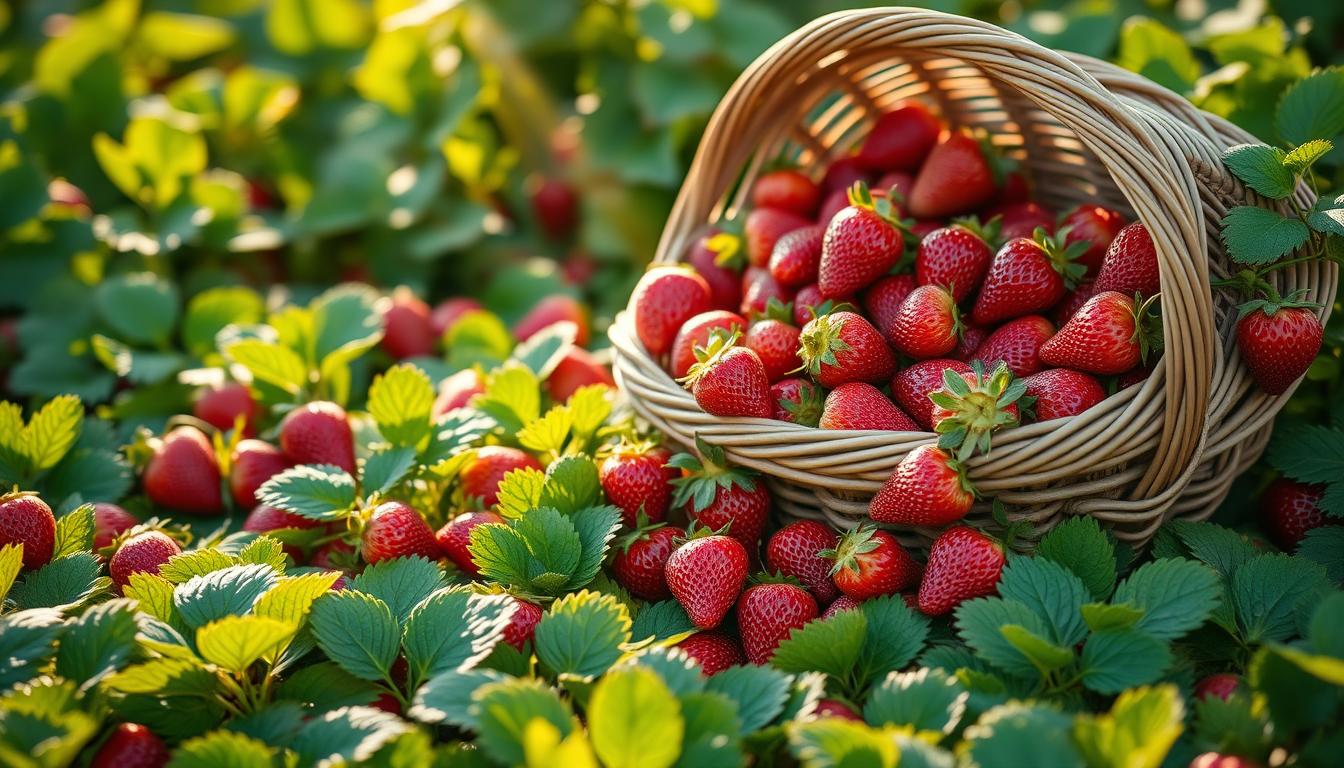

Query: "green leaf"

xmin=166 ymin=730 xmax=275 ymax=768
xmin=1072 ymin=685 xmax=1184 ymax=768
xmin=446 ymin=311 xmax=514 ymax=370
xmin=469 ymin=520 xmax=531 ymax=588
xmin=124 ymin=573 xmax=181 ymax=625
xmin=473 ymin=678 xmax=576 ymax=766
xmin=1232 ymin=553 xmax=1331 ymax=644
xmin=253 ymin=571 xmax=340 ymax=626
xmin=183 ymin=287 xmax=264 ymax=359
xmin=402 ymin=590 xmax=512 ymax=686
xmin=566 ymin=505 xmax=622 ymax=590
xmin=1116 ymin=18 xmax=1199 ymax=93
xmin=54 ymin=599 xmax=139 ymax=687
xmin=225 ymin=339 xmax=310 ymax=395
xmin=1000 ymin=625 xmax=1075 ymax=674
xmin=618 ymin=647 xmax=704 ymax=697
xmin=159 ymin=549 xmax=237 ymax=583
xmin=292 ymin=706 xmax=411 ymax=768
xmin=267 ymin=0 xmax=370 ymax=55
xmin=588 ymin=666 xmax=684 ymax=768
xmin=518 ymin=405 xmax=574 ymax=456
xmin=997 ymin=556 xmax=1089 ymax=646
xmin=104 ymin=657 xmax=217 ymax=698
xmin=237 ymin=537 xmax=287 ymax=571
xmin=350 ymin=556 xmax=444 ymax=626
xmin=1308 ymin=592 xmax=1344 ymax=657
xmin=368 ymin=364 xmax=435 ymax=447
xmin=9 ymin=552 xmax=107 ymax=609
xmin=1274 ymin=644 xmax=1344 ymax=685
xmin=495 ymin=467 xmax=545 ymax=519
xmin=1283 ymin=139 xmax=1334 ymax=175
xmin=197 ymin=615 xmax=297 ymax=674
xmin=566 ymin=384 xmax=613 ymax=444
xmin=1308 ymin=194 xmax=1344 ymax=237
xmin=539 ymin=455 xmax=601 ymax=515
xmin=1166 ymin=520 xmax=1258 ymax=579
xmin=1276 ymin=67 xmax=1344 ymax=147
xmin=1193 ymin=693 xmax=1272 ymax=758
xmin=309 ymin=591 xmax=401 ymax=682
xmin=1298 ymin=527 xmax=1344 ymax=583
xmin=407 ymin=668 xmax=506 ymax=728
xmin=0 ymin=543 xmax=22 ymax=604
xmin=511 ymin=323 xmax=576 ymax=379
xmin=514 ymin=506 xmax=583 ymax=585
xmin=677 ymin=691 xmax=744 ymax=768
xmin=534 ymin=590 xmax=632 ymax=679
xmin=1221 ymin=144 xmax=1294 ymax=198
xmin=1080 ymin=602 xmax=1145 ymax=632
xmin=1250 ymin=645 xmax=1337 ymax=732
xmin=275 ymin=661 xmax=381 ymax=713
xmin=20 ymin=395 xmax=83 ymax=472
xmin=955 ymin=598 xmax=1054 ymax=679
xmin=475 ymin=364 xmax=539 ymax=434
xmin=1035 ymin=516 xmax=1116 ymax=599
xmin=0 ymin=609 xmax=64 ymax=687
xmin=1220 ymin=206 xmax=1311 ymax=265
xmin=788 ymin=717 xmax=899 ymax=768
xmin=864 ymin=668 xmax=968 ymax=735
xmin=361 ymin=446 xmax=417 ymax=496
xmin=312 ymin=284 xmax=383 ymax=370
xmin=257 ymin=464 xmax=357 ymax=522
xmin=705 ymin=664 xmax=791 ymax=733
xmin=630 ymin=600 xmax=696 ymax=644
xmin=94 ymin=273 xmax=179 ymax=346
xmin=963 ymin=703 xmax=1082 ymax=768
xmin=173 ymin=563 xmax=279 ymax=628
xmin=770 ymin=609 xmax=866 ymax=680
xmin=1111 ymin=558 xmax=1221 ymax=641
xmin=1267 ymin=424 xmax=1344 ymax=484
xmin=50 ymin=504 xmax=94 ymax=560
xmin=1079 ymin=629 xmax=1172 ymax=694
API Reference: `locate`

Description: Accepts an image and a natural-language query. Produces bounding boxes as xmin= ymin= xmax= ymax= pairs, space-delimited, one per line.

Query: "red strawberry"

xmin=738 ymin=582 xmax=818 ymax=664
xmin=917 ymin=525 xmax=1005 ymax=616
xmin=753 ymin=169 xmax=821 ymax=217
xmin=858 ymin=103 xmax=942 ymax=172
xmin=745 ymin=207 xmax=812 ymax=267
xmin=823 ymin=526 xmax=920 ymax=600
xmin=1052 ymin=280 xmax=1098 ymax=327
xmin=744 ymin=317 xmax=802 ymax=383
xmin=381 ymin=287 xmax=436 ymax=360
xmin=1061 ymin=205 xmax=1125 ymax=274
xmin=434 ymin=368 xmax=486 ymax=415
xmin=992 ymin=171 xmax=1031 ymax=206
xmin=769 ymin=224 xmax=825 ymax=288
xmin=546 ymin=347 xmax=615 ymax=402
xmin=429 ymin=296 xmax=483 ymax=337
xmin=362 ymin=501 xmax=442 ymax=564
xmin=907 ymin=131 xmax=998 ymax=219
xmin=822 ymin=594 xmax=862 ymax=619
xmin=892 ymin=358 xmax=972 ymax=430
xmin=529 ymin=177 xmax=578 ymax=240
xmin=1119 ymin=367 xmax=1151 ymax=389
xmin=665 ymin=531 xmax=749 ymax=629
xmin=631 ymin=266 xmax=713 ymax=357
xmin=799 ymin=311 xmax=895 ymax=387
xmin=972 ymin=315 xmax=1054 ymax=377
xmin=1190 ymin=754 xmax=1260 ymax=768
xmin=740 ymin=266 xmax=795 ymax=317
xmin=815 ymin=699 xmax=864 ymax=720
xmin=971 ymin=232 xmax=1086 ymax=326
xmin=1023 ymin=369 xmax=1105 ymax=421
xmin=600 ymin=442 xmax=676 ymax=526
xmin=503 ymin=597 xmax=544 ymax=650
xmin=309 ymin=539 xmax=355 ymax=574
xmin=864 ymin=274 xmax=917 ymax=342
xmin=91 ymin=723 xmax=170 ymax=768
xmin=144 ymin=426 xmax=222 ymax=515
xmin=279 ymin=401 xmax=356 ymax=474
xmin=1194 ymin=673 xmax=1242 ymax=702
xmin=821 ymin=155 xmax=871 ymax=195
xmin=514 ymin=294 xmax=590 ymax=347
xmin=460 ymin=446 xmax=544 ymax=507
xmin=953 ymin=322 xmax=989 ymax=361
xmin=1093 ymin=221 xmax=1159 ymax=297
xmin=435 ymin=511 xmax=504 ymax=576
xmin=243 ymin=504 xmax=320 ymax=534
xmin=670 ymin=437 xmax=770 ymax=553
xmin=817 ymin=188 xmax=849 ymax=225
xmin=0 ymin=492 xmax=56 ymax=569
xmin=612 ymin=524 xmax=680 ymax=600
xmin=681 ymin=332 xmax=773 ymax=419
xmin=671 ymin=311 xmax=747 ymax=379
xmin=876 ymin=171 xmax=915 ymax=203
xmin=93 ymin=503 xmax=137 ymax=551
xmin=928 ymin=363 xmax=1025 ymax=460
xmin=993 ymin=202 xmax=1054 ymax=242
xmin=794 ymin=283 xmax=851 ymax=327
xmin=1235 ymin=294 xmax=1324 ymax=395
xmin=687 ymin=232 xmax=746 ymax=311
xmin=767 ymin=520 xmax=841 ymax=605
xmin=916 ymin=224 xmax=994 ymax=303
xmin=110 ymin=531 xmax=181 ymax=593
xmin=888 ymin=285 xmax=962 ymax=359
xmin=870 ymin=444 xmax=974 ymax=526
xmin=1260 ymin=478 xmax=1329 ymax=550
xmin=771 ymin=377 xmax=825 ymax=427
xmin=818 ymin=183 xmax=904 ymax=297
xmin=1039 ymin=291 xmax=1156 ymax=375
xmin=229 ymin=439 xmax=289 ymax=509
xmin=193 ymin=381 xmax=257 ymax=436
xmin=677 ymin=632 xmax=744 ymax=675
xmin=820 ymin=383 xmax=918 ymax=431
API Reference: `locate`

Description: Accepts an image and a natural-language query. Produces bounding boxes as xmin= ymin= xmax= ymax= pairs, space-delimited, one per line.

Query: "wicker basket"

xmin=607 ymin=8 xmax=1337 ymax=547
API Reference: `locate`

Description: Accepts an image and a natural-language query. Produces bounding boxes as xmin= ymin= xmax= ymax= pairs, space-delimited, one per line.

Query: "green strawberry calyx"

xmin=1032 ymin=226 xmax=1089 ymax=290
xmin=1132 ymin=292 xmax=1166 ymax=364
xmin=797 ymin=312 xmax=853 ymax=377
xmin=706 ymin=231 xmax=746 ymax=271
xmin=819 ymin=523 xmax=884 ymax=578
xmin=614 ymin=512 xmax=670 ymax=554
xmin=679 ymin=328 xmax=741 ymax=388
xmin=779 ymin=381 xmax=825 ymax=428
xmin=847 ymin=181 xmax=904 ymax=229
xmin=950 ymin=214 xmax=1004 ymax=251
xmin=929 ymin=361 xmax=1026 ymax=462
xmin=668 ymin=434 xmax=758 ymax=513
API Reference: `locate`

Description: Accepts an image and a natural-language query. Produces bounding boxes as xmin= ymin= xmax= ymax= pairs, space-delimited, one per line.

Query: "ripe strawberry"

xmin=738 ymin=582 xmax=818 ymax=664
xmin=529 ymin=176 xmax=578 ymax=240
xmin=229 ymin=439 xmax=289 ymax=509
xmin=429 ymin=296 xmax=483 ymax=337
xmin=820 ymin=383 xmax=919 ymax=431
xmin=888 ymin=285 xmax=962 ymax=359
xmin=863 ymin=274 xmax=917 ymax=343
xmin=740 ymin=266 xmax=795 ymax=317
xmin=816 ymin=188 xmax=849 ymax=225
xmin=767 ymin=520 xmax=841 ymax=605
xmin=821 ymin=155 xmax=871 ymax=195
xmin=815 ymin=699 xmax=864 ymax=720
xmin=1061 ymin=205 xmax=1125 ymax=274
xmin=744 ymin=317 xmax=802 ymax=383
xmin=1260 ymin=478 xmax=1329 ymax=549
xmin=193 ymin=381 xmax=257 ymax=436
xmin=993 ymin=201 xmax=1054 ymax=242
xmin=971 ymin=231 xmax=1086 ymax=326
xmin=434 ymin=368 xmax=486 ymax=414
xmin=435 ymin=511 xmax=504 ymax=576
xmin=631 ymin=266 xmax=713 ymax=357
xmin=769 ymin=224 xmax=825 ymax=288
xmin=243 ymin=504 xmax=320 ymax=534
xmin=972 ymin=315 xmax=1054 ymax=377
xmin=681 ymin=332 xmax=773 ymax=419
xmin=677 ymin=632 xmax=744 ymax=675
xmin=280 ymin=401 xmax=356 ymax=474
xmin=110 ymin=531 xmax=181 ymax=593
xmin=1194 ymin=673 xmax=1242 ymax=702
xmin=665 ymin=530 xmax=749 ymax=629
xmin=753 ymin=169 xmax=821 ymax=217
xmin=381 ymin=287 xmax=436 ymax=359
xmin=794 ymin=283 xmax=850 ymax=327
xmin=876 ymin=171 xmax=915 ymax=203
xmin=892 ymin=358 xmax=972 ymax=430
xmin=822 ymin=526 xmax=920 ymax=600
xmin=461 ymin=446 xmax=544 ymax=507
xmin=799 ymin=311 xmax=895 ymax=387
xmin=1023 ymin=369 xmax=1105 ymax=421
xmin=1039 ymin=291 xmax=1157 ymax=375
xmin=771 ymin=376 xmax=825 ymax=426
xmin=870 ymin=444 xmax=975 ymax=526
xmin=1093 ymin=222 xmax=1159 ymax=297
xmin=992 ymin=170 xmax=1031 ymax=206
xmin=953 ymin=322 xmax=989 ymax=361
xmin=144 ymin=426 xmax=223 ymax=515
xmin=916 ymin=224 xmax=994 ymax=303
xmin=362 ymin=501 xmax=442 ymax=564
xmin=818 ymin=183 xmax=904 ymax=297
xmin=907 ymin=131 xmax=998 ymax=219
xmin=0 ymin=492 xmax=56 ymax=569
xmin=600 ymin=442 xmax=676 ymax=526
xmin=546 ymin=347 xmax=615 ymax=402
xmin=503 ymin=597 xmax=544 ymax=650
xmin=928 ymin=363 xmax=1025 ymax=460
xmin=917 ymin=525 xmax=1005 ymax=616
xmin=822 ymin=594 xmax=862 ymax=619
xmin=745 ymin=207 xmax=812 ymax=267
xmin=858 ymin=103 xmax=942 ymax=171
xmin=1189 ymin=755 xmax=1260 ymax=768
xmin=612 ymin=524 xmax=680 ymax=600
xmin=1235 ymin=294 xmax=1324 ymax=395
xmin=671 ymin=311 xmax=747 ymax=379
xmin=670 ymin=437 xmax=770 ymax=552
xmin=514 ymin=294 xmax=590 ymax=347
xmin=1052 ymin=279 xmax=1098 ymax=327
xmin=1119 ymin=366 xmax=1151 ymax=389
xmin=91 ymin=723 xmax=170 ymax=768
xmin=687 ymin=232 xmax=746 ymax=311
xmin=93 ymin=503 xmax=138 ymax=552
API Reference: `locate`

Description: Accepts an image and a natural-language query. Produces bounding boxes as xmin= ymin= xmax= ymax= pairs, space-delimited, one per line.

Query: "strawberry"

xmin=740 ymin=266 xmax=795 ymax=317
xmin=429 ymin=296 xmax=483 ymax=337
xmin=738 ymin=581 xmax=818 ymax=664
xmin=1235 ymin=292 xmax=1324 ymax=395
xmin=600 ymin=442 xmax=676 ymax=526
xmin=817 ymin=188 xmax=850 ymax=225
xmin=461 ymin=446 xmax=544 ymax=507
xmin=1260 ymin=478 xmax=1329 ymax=549
xmin=280 ymin=401 xmax=356 ymax=474
xmin=229 ymin=439 xmax=289 ymax=509
xmin=799 ymin=310 xmax=895 ymax=387
xmin=93 ymin=503 xmax=138 ymax=551
xmin=822 ymin=594 xmax=862 ymax=619
xmin=1093 ymin=221 xmax=1159 ymax=297
xmin=744 ymin=316 xmax=802 ymax=383
xmin=1189 ymin=755 xmax=1259 ymax=768
xmin=144 ymin=426 xmax=223 ymax=515
xmin=857 ymin=103 xmax=942 ymax=171
xmin=953 ymin=322 xmax=989 ymax=361
xmin=1052 ymin=279 xmax=1098 ymax=327
xmin=815 ymin=699 xmax=864 ymax=720
xmin=794 ymin=283 xmax=851 ymax=327
xmin=309 ymin=539 xmax=355 ymax=574
xmin=529 ymin=176 xmax=578 ymax=240
xmin=769 ymin=224 xmax=825 ymax=288
xmin=972 ymin=315 xmax=1054 ymax=377
xmin=818 ymin=183 xmax=904 ymax=297
xmin=888 ymin=284 xmax=962 ymax=359
xmin=993 ymin=202 xmax=1054 ymax=242
xmin=677 ymin=632 xmax=744 ymax=675
xmin=745 ymin=207 xmax=812 ymax=267
xmin=766 ymin=520 xmax=841 ymax=605
xmin=671 ymin=310 xmax=747 ymax=379
xmin=771 ymin=376 xmax=825 ymax=426
xmin=821 ymin=155 xmax=871 ymax=195
xmin=971 ymin=231 xmax=1086 ymax=326
xmin=1193 ymin=673 xmax=1242 ymax=702
xmin=362 ymin=501 xmax=442 ymax=563
xmin=502 ymin=597 xmax=544 ymax=650
xmin=1023 ymin=369 xmax=1105 ymax=421
xmin=193 ymin=381 xmax=257 ymax=436
xmin=546 ymin=347 xmax=615 ymax=402
xmin=876 ymin=171 xmax=915 ymax=202
xmin=612 ymin=523 xmax=680 ymax=600
xmin=820 ymin=383 xmax=919 ymax=431
xmin=243 ymin=504 xmax=320 ymax=534
xmin=435 ymin=511 xmax=504 ymax=576
xmin=687 ymin=232 xmax=746 ymax=311
xmin=665 ymin=529 xmax=749 ymax=629
xmin=434 ymin=368 xmax=486 ymax=415
xmin=0 ymin=492 xmax=56 ymax=569
xmin=916 ymin=223 xmax=994 ymax=303
xmin=91 ymin=723 xmax=170 ymax=768
xmin=928 ymin=363 xmax=1025 ymax=461
xmin=514 ymin=294 xmax=590 ymax=347
xmin=381 ymin=287 xmax=436 ymax=360
xmin=863 ymin=274 xmax=917 ymax=344
xmin=992 ymin=171 xmax=1031 ymax=206
xmin=110 ymin=531 xmax=181 ymax=593
xmin=892 ymin=358 xmax=972 ymax=431
xmin=681 ymin=332 xmax=773 ymax=419
xmin=1039 ymin=291 xmax=1157 ymax=375
xmin=917 ymin=525 xmax=1005 ymax=616
xmin=1061 ymin=204 xmax=1125 ymax=274
xmin=753 ymin=169 xmax=821 ymax=217
xmin=1119 ymin=367 xmax=1151 ymax=389
xmin=822 ymin=526 xmax=920 ymax=600
xmin=870 ymin=444 xmax=975 ymax=526
xmin=907 ymin=131 xmax=998 ymax=219
xmin=631 ymin=266 xmax=713 ymax=357
xmin=670 ymin=437 xmax=770 ymax=553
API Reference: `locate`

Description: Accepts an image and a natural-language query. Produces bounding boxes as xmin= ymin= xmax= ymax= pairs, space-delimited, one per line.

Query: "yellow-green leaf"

xmin=225 ymin=339 xmax=310 ymax=395
xmin=196 ymin=615 xmax=297 ymax=673
xmin=254 ymin=571 xmax=340 ymax=626
xmin=19 ymin=394 xmax=83 ymax=471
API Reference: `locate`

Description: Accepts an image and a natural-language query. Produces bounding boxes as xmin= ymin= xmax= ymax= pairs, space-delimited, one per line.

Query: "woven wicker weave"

xmin=607 ymin=8 xmax=1337 ymax=547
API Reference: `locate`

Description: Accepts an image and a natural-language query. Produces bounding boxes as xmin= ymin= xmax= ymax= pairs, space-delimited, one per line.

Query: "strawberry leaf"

xmin=1275 ymin=66 xmax=1344 ymax=147
xmin=253 ymin=571 xmax=341 ymax=627
xmin=0 ymin=609 xmax=65 ymax=688
xmin=402 ymin=591 xmax=513 ymax=690
xmin=863 ymin=667 xmax=968 ymax=735
xmin=18 ymin=395 xmax=83 ymax=473
xmin=408 ymin=668 xmax=507 ymax=728
xmin=511 ymin=322 xmax=576 ymax=379
xmin=292 ymin=706 xmax=411 ymax=768
xmin=788 ymin=718 xmax=899 ymax=767
xmin=1111 ymin=558 xmax=1221 ymax=641
xmin=534 ymin=590 xmax=632 ymax=679
xmin=1307 ymin=194 xmax=1344 ymax=237
xmin=1080 ymin=602 xmax=1145 ymax=633
xmin=1078 ymin=629 xmax=1171 ymax=694
xmin=446 ymin=310 xmax=514 ymax=370
xmin=9 ymin=552 xmax=107 ymax=610
xmin=349 ymin=556 xmax=445 ymax=626
xmin=1220 ymin=143 xmax=1294 ymax=198
xmin=1231 ymin=553 xmax=1331 ymax=644
xmin=705 ymin=664 xmax=792 ymax=733
xmin=495 ymin=467 xmax=545 ymax=519
xmin=1267 ymin=424 xmax=1344 ymax=484
xmin=195 ymin=615 xmax=296 ymax=674
xmin=954 ymin=597 xmax=1053 ymax=680
xmin=469 ymin=520 xmax=533 ymax=589
xmin=1219 ymin=206 xmax=1311 ymax=265
xmin=360 ymin=446 xmax=417 ymax=496
xmin=308 ymin=591 xmax=401 ymax=682
xmin=368 ymin=364 xmax=435 ymax=447
xmin=472 ymin=679 xmax=576 ymax=766
xmin=539 ymin=455 xmax=601 ymax=515
xmin=50 ymin=504 xmax=94 ymax=560
xmin=225 ymin=339 xmax=310 ymax=396
xmin=169 ymin=731 xmax=277 ymax=768
xmin=1164 ymin=520 xmax=1258 ymax=578
xmin=1034 ymin=517 xmax=1117 ymax=600
xmin=961 ymin=702 xmax=1082 ymax=768
xmin=158 ymin=549 xmax=237 ymax=583
xmin=258 ymin=464 xmax=358 ymax=522
xmin=678 ymin=691 xmax=745 ymax=766
xmin=588 ymin=666 xmax=684 ymax=768
xmin=173 ymin=563 xmax=278 ymax=629
xmin=629 ymin=600 xmax=695 ymax=644
xmin=1297 ymin=527 xmax=1344 ymax=584
xmin=770 ymin=609 xmax=866 ymax=681
xmin=0 ymin=543 xmax=23 ymax=606
xmin=567 ymin=505 xmax=622 ymax=591
xmin=1283 ymin=139 xmax=1334 ymax=175
xmin=997 ymin=556 xmax=1089 ymax=647
xmin=276 ymin=661 xmax=382 ymax=713
xmin=513 ymin=507 xmax=583 ymax=588
xmin=475 ymin=364 xmax=541 ymax=435
xmin=1072 ymin=685 xmax=1184 ymax=768
xmin=54 ymin=598 xmax=139 ymax=687
xmin=855 ymin=595 xmax=930 ymax=687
